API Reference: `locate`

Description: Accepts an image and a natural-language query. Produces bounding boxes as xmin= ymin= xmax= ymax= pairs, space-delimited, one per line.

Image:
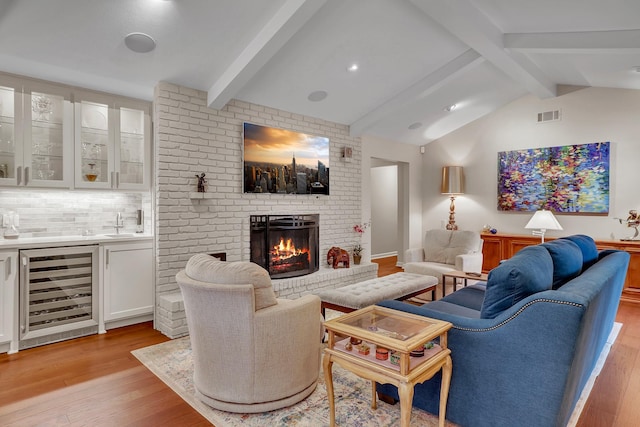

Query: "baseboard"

xmin=371 ymin=251 xmax=397 ymax=260
xmin=105 ymin=314 xmax=154 ymax=330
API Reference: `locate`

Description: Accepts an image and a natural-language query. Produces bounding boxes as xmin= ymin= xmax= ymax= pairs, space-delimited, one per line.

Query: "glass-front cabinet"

xmin=75 ymin=94 xmax=150 ymax=190
xmin=117 ymin=107 xmax=148 ymax=189
xmin=0 ymin=72 xmax=150 ymax=191
xmin=75 ymin=99 xmax=112 ymax=189
xmin=24 ymin=84 xmax=73 ymax=187
xmin=0 ymin=83 xmax=20 ymax=185
xmin=0 ymin=76 xmax=75 ymax=189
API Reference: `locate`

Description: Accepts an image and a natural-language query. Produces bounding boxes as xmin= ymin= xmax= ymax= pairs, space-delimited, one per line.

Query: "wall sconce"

xmin=342 ymin=146 xmax=353 ymax=162
xmin=525 ymin=209 xmax=563 ymax=242
xmin=441 ymin=166 xmax=464 ymax=230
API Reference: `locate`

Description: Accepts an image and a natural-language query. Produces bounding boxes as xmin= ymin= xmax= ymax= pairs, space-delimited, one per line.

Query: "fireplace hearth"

xmin=250 ymin=214 xmax=319 ymax=278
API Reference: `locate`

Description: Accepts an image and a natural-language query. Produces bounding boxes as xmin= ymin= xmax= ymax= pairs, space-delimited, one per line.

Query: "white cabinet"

xmin=75 ymin=93 xmax=151 ymax=191
xmin=102 ymin=241 xmax=153 ymax=328
xmin=0 ymin=250 xmax=18 ymax=354
xmin=0 ymin=76 xmax=73 ymax=188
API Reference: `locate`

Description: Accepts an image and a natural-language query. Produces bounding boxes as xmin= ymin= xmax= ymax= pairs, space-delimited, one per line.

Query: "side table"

xmin=323 ymin=305 xmax=452 ymax=427
xmin=441 ymin=270 xmax=488 ymax=296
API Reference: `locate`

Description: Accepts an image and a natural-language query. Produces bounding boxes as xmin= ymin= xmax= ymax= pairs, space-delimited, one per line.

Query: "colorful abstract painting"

xmin=498 ymin=142 xmax=610 ymax=214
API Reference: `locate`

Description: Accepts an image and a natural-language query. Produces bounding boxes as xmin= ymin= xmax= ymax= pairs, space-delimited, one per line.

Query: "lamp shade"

xmin=525 ymin=209 xmax=563 ymax=231
xmin=441 ymin=166 xmax=464 ymax=195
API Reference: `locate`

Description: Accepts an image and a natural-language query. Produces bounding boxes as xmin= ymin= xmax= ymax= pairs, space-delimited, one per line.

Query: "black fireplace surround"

xmin=250 ymin=214 xmax=319 ymax=279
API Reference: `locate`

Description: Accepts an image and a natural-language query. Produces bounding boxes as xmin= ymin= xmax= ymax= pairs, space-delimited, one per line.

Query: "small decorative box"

xmin=410 ymin=347 xmax=425 ymax=357
xmin=357 ymin=343 xmax=370 ymax=355
xmin=390 ymin=351 xmax=400 ymax=365
xmin=375 ymin=346 xmax=389 ymax=360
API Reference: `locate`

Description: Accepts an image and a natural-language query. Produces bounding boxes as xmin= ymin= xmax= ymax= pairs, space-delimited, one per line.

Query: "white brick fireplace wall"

xmin=153 ymin=82 xmax=368 ymax=337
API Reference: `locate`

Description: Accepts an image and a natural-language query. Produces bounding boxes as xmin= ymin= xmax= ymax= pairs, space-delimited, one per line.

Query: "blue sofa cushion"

xmin=439 ymin=284 xmax=485 ymax=311
xmin=542 ymin=239 xmax=583 ymax=289
xmin=560 ymin=234 xmax=598 ymax=270
xmin=418 ymin=299 xmax=482 ymax=318
xmin=480 ymin=245 xmax=553 ymax=319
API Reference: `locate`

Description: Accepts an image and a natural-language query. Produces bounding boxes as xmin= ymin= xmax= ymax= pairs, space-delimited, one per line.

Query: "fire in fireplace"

xmin=250 ymin=214 xmax=319 ymax=278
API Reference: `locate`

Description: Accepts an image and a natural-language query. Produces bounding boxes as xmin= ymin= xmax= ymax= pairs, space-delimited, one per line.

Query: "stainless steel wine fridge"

xmin=19 ymin=245 xmax=99 ymax=349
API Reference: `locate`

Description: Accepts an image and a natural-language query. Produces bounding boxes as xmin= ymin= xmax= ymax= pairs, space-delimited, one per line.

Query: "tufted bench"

xmin=317 ymin=272 xmax=438 ymax=316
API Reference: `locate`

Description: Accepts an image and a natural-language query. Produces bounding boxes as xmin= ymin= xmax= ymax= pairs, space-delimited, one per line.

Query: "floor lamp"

xmin=525 ymin=209 xmax=563 ymax=242
xmin=441 ymin=166 xmax=464 ymax=231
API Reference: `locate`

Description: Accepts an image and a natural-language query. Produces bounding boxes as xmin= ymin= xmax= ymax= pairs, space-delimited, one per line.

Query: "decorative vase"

xmin=353 ymin=254 xmax=362 ymax=265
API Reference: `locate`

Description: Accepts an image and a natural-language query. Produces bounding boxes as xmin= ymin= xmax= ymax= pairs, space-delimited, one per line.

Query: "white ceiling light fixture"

xmin=347 ymin=63 xmax=359 ymax=72
xmin=444 ymin=104 xmax=457 ymax=112
xmin=124 ymin=32 xmax=156 ymax=53
xmin=307 ymin=90 xmax=328 ymax=102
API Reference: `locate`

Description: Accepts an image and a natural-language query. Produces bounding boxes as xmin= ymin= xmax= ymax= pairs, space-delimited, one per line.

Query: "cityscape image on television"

xmin=243 ymin=122 xmax=330 ymax=195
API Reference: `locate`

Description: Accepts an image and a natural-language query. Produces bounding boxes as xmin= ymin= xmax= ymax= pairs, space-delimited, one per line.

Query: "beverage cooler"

xmin=19 ymin=245 xmax=99 ymax=349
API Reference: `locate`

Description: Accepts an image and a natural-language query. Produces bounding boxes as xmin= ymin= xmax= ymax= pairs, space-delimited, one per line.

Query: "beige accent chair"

xmin=176 ymin=254 xmax=322 ymax=413
xmin=403 ymin=229 xmax=483 ymax=284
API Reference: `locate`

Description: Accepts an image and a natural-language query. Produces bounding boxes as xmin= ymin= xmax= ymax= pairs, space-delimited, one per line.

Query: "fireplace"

xmin=250 ymin=214 xmax=319 ymax=278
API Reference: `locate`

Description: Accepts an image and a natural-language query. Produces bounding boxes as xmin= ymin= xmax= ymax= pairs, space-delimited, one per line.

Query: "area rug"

xmin=132 ymin=322 xmax=621 ymax=427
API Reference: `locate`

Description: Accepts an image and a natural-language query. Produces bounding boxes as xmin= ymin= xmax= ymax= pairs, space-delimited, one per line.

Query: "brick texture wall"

xmin=153 ymin=82 xmax=364 ymax=336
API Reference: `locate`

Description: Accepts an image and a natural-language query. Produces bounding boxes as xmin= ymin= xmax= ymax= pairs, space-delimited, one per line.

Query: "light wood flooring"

xmin=0 ymin=256 xmax=638 ymax=426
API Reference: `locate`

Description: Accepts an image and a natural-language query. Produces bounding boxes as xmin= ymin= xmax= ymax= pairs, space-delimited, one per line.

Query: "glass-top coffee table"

xmin=323 ymin=305 xmax=452 ymax=427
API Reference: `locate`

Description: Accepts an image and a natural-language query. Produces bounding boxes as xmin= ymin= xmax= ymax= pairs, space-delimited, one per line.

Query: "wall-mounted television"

xmin=243 ymin=122 xmax=330 ymax=195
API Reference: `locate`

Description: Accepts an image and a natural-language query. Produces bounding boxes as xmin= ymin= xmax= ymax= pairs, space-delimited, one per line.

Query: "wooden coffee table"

xmin=441 ymin=270 xmax=488 ymax=296
xmin=323 ymin=305 xmax=452 ymax=427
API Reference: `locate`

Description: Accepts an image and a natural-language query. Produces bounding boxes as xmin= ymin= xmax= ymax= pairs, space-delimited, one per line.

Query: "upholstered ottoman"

xmin=317 ymin=272 xmax=438 ymax=316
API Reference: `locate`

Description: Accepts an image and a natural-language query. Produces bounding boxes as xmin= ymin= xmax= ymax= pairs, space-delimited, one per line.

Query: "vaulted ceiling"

xmin=1 ymin=0 xmax=639 ymax=146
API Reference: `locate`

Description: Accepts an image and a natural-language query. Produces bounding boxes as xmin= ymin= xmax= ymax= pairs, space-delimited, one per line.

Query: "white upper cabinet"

xmin=0 ymin=82 xmax=21 ymax=185
xmin=23 ymin=83 xmax=74 ymax=188
xmin=0 ymin=72 xmax=150 ymax=191
xmin=0 ymin=76 xmax=73 ymax=188
xmin=75 ymin=93 xmax=150 ymax=191
xmin=116 ymin=106 xmax=150 ymax=190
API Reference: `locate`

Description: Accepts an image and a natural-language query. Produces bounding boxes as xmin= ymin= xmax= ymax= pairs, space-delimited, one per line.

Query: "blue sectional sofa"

xmin=377 ymin=235 xmax=629 ymax=427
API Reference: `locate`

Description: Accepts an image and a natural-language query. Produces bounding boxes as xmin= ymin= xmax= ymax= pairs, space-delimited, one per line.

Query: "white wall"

xmin=422 ymin=87 xmax=640 ymax=241
xmin=362 ymin=135 xmax=423 ymax=262
xmin=370 ymin=162 xmax=398 ymax=256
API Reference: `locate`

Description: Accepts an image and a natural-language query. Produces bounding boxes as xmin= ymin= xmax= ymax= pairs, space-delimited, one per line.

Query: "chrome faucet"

xmin=115 ymin=212 xmax=124 ymax=234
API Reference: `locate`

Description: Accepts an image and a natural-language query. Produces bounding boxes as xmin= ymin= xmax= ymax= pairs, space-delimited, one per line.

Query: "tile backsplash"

xmin=0 ymin=190 xmax=152 ymax=237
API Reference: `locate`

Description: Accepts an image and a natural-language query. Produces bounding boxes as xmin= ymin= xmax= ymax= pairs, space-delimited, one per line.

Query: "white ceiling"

xmin=1 ymin=0 xmax=639 ymax=146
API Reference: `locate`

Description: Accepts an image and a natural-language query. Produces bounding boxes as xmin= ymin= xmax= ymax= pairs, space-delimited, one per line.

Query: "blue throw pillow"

xmin=560 ymin=234 xmax=598 ymax=270
xmin=480 ymin=246 xmax=553 ymax=319
xmin=542 ymin=239 xmax=583 ymax=289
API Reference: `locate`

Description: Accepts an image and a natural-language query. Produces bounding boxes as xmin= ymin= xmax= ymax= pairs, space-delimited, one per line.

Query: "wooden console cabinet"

xmin=481 ymin=232 xmax=640 ymax=305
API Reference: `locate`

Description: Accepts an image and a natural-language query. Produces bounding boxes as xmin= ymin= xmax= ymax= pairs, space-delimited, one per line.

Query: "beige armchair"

xmin=403 ymin=229 xmax=483 ymax=283
xmin=176 ymin=254 xmax=322 ymax=413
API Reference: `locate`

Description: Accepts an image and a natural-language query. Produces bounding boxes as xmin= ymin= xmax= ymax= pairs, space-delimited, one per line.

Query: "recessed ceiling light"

xmin=124 ymin=32 xmax=156 ymax=53
xmin=444 ymin=104 xmax=457 ymax=112
xmin=347 ymin=63 xmax=359 ymax=72
xmin=408 ymin=122 xmax=422 ymax=130
xmin=308 ymin=90 xmax=328 ymax=102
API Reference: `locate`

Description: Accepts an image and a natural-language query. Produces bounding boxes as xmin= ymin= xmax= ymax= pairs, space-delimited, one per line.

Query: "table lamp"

xmin=525 ymin=209 xmax=563 ymax=242
xmin=441 ymin=166 xmax=464 ymax=230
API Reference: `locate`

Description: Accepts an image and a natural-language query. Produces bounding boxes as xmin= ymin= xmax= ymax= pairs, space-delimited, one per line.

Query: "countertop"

xmin=0 ymin=233 xmax=153 ymax=250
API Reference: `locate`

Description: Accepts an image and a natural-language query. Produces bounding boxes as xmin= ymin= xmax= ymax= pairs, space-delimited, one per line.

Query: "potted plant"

xmin=352 ymin=243 xmax=363 ymax=265
xmin=352 ymin=220 xmax=370 ymax=265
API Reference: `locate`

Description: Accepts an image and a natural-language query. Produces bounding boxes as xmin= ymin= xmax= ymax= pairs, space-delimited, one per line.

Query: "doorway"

xmin=370 ymin=158 xmax=409 ymax=264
